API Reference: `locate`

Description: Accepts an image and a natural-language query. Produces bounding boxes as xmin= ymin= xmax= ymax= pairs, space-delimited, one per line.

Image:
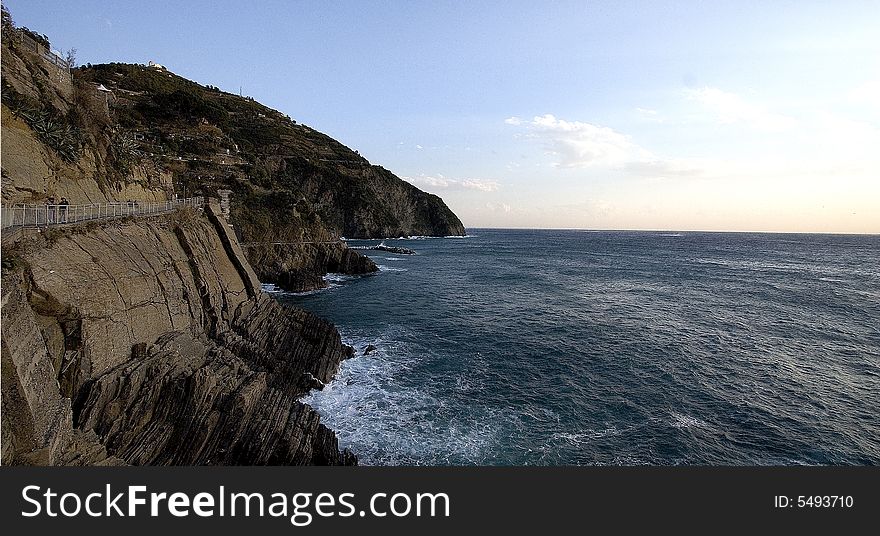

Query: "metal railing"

xmin=1 ymin=197 xmax=204 ymax=229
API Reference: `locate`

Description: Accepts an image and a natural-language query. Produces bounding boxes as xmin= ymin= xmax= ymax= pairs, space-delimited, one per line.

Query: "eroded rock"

xmin=1 ymin=211 xmax=355 ymax=465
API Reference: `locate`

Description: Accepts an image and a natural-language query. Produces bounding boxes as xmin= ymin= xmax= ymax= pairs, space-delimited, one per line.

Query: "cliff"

xmin=1 ymin=10 xmax=465 ymax=292
xmin=1 ymin=9 xmax=466 ymax=466
xmin=2 ymin=204 xmax=355 ymax=465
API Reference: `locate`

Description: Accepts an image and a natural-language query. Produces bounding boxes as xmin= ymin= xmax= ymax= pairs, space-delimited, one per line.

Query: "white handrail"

xmin=0 ymin=197 xmax=204 ymax=229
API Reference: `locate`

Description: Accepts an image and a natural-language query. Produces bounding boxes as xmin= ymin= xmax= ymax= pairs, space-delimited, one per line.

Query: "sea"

xmin=274 ymin=229 xmax=880 ymax=465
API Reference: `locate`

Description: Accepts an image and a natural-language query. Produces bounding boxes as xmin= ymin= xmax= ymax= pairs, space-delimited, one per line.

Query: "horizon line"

xmin=461 ymin=227 xmax=880 ymax=236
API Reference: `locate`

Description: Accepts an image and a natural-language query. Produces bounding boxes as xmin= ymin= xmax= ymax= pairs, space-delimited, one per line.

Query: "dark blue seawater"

xmin=278 ymin=230 xmax=880 ymax=465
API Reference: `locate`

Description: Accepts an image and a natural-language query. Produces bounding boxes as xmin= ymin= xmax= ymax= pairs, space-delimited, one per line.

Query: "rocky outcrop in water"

xmin=1 ymin=204 xmax=355 ymax=465
xmin=245 ymin=241 xmax=378 ymax=292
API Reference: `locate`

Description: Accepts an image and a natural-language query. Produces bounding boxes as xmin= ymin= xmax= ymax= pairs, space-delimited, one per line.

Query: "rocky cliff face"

xmin=246 ymin=241 xmax=378 ymax=293
xmin=0 ymin=22 xmax=173 ymax=205
xmin=1 ymin=205 xmax=355 ymax=465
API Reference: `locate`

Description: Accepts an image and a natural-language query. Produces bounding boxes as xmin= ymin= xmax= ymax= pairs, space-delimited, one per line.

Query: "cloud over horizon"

xmin=404 ymin=174 xmax=500 ymax=192
xmin=505 ymin=114 xmax=645 ymax=168
xmin=685 ymin=87 xmax=797 ymax=131
xmin=504 ymin=114 xmax=708 ymax=180
xmin=485 ymin=201 xmax=512 ymax=214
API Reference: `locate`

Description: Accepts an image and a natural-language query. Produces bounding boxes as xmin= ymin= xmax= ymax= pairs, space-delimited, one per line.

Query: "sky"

xmin=6 ymin=0 xmax=880 ymax=232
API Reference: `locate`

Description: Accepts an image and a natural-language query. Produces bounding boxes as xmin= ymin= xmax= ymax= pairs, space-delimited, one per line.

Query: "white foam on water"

xmin=303 ymin=331 xmax=500 ymax=465
xmin=262 ymin=282 xmax=329 ymax=297
xmin=324 ymin=272 xmax=361 ymax=283
xmin=549 ymin=428 xmax=621 ymax=446
xmin=291 ymin=288 xmax=326 ymax=296
xmin=265 ymin=272 xmax=374 ymax=297
xmin=670 ymin=412 xmax=708 ymax=429
xmin=377 ymin=265 xmax=408 ymax=272
xmin=260 ymin=283 xmax=283 ymax=294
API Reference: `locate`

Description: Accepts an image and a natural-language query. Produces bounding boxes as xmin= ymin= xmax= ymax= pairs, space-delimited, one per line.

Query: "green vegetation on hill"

xmin=1 ymin=79 xmax=84 ymax=162
xmin=75 ymin=61 xmax=465 ymax=241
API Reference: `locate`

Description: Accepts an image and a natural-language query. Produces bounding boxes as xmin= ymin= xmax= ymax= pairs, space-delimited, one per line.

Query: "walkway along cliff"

xmin=2 ymin=201 xmax=356 ymax=465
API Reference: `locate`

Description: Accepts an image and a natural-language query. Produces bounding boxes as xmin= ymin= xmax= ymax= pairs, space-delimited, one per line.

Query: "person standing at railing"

xmin=45 ymin=196 xmax=56 ymax=224
xmin=59 ymin=197 xmax=69 ymax=223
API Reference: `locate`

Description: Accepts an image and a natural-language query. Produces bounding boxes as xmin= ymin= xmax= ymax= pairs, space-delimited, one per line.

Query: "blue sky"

xmin=7 ymin=1 xmax=880 ymax=232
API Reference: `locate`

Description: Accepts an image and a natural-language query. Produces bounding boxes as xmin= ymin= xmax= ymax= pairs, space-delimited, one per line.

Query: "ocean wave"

xmin=324 ymin=273 xmax=362 ymax=283
xmin=670 ymin=412 xmax=708 ymax=429
xmin=262 ymin=271 xmax=370 ymax=296
xmin=693 ymin=258 xmax=729 ymax=267
xmin=303 ymin=331 xmax=500 ymax=465
xmin=549 ymin=428 xmax=621 ymax=446
xmin=260 ymin=283 xmax=284 ymax=294
xmin=377 ymin=265 xmax=408 ymax=272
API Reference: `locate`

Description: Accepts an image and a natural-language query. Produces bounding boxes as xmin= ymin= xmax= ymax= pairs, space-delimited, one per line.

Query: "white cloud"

xmin=809 ymin=112 xmax=880 ymax=162
xmin=504 ymin=116 xmax=523 ymax=126
xmin=623 ymin=158 xmax=706 ymax=179
xmin=849 ymin=80 xmax=880 ymax=109
xmin=505 ymin=114 xmax=704 ymax=176
xmin=485 ymin=202 xmax=512 ymax=213
xmin=685 ymin=87 xmax=797 ymax=131
xmin=404 ymin=174 xmax=500 ymax=192
xmin=415 ymin=144 xmax=424 ymax=150
xmin=512 ymin=114 xmax=644 ymax=168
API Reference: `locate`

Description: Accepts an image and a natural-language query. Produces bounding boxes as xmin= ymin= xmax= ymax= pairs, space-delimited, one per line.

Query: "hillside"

xmin=2 ymin=13 xmax=464 ymax=290
xmin=73 ymin=62 xmax=465 ymax=240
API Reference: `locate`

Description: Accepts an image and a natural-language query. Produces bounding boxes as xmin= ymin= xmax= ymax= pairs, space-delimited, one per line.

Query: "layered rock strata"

xmin=1 ymin=205 xmax=355 ymax=465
